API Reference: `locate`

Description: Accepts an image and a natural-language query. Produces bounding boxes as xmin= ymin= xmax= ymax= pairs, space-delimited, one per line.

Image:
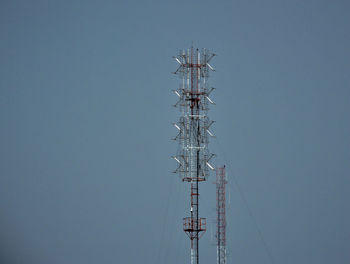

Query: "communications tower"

xmin=172 ymin=47 xmax=216 ymax=264
xmin=216 ymin=166 xmax=227 ymax=264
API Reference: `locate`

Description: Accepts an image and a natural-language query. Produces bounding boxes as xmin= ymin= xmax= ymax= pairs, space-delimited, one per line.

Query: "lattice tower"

xmin=172 ymin=47 xmax=216 ymax=264
xmin=216 ymin=166 xmax=227 ymax=264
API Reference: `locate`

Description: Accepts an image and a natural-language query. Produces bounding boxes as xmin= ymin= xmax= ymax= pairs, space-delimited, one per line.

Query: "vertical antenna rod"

xmin=172 ymin=47 xmax=216 ymax=264
xmin=216 ymin=166 xmax=227 ymax=264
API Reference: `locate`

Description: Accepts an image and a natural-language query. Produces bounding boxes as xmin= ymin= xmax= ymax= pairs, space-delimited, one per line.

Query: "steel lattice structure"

xmin=172 ymin=47 xmax=216 ymax=264
xmin=216 ymin=166 xmax=227 ymax=264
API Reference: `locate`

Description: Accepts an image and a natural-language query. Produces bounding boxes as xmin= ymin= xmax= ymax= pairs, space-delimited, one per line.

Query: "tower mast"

xmin=216 ymin=166 xmax=227 ymax=264
xmin=172 ymin=47 xmax=216 ymax=264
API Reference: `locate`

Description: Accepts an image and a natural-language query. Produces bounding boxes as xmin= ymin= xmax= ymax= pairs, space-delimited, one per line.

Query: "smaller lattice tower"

xmin=216 ymin=166 xmax=227 ymax=264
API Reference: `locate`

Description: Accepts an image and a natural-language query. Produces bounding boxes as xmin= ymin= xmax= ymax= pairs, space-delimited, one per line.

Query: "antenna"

xmin=172 ymin=47 xmax=216 ymax=264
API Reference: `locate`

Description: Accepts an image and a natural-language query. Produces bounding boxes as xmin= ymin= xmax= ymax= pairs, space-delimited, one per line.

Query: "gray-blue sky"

xmin=0 ymin=0 xmax=349 ymax=263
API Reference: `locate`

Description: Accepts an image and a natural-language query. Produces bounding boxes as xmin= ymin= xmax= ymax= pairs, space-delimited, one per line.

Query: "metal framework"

xmin=216 ymin=166 xmax=227 ymax=264
xmin=172 ymin=47 xmax=216 ymax=264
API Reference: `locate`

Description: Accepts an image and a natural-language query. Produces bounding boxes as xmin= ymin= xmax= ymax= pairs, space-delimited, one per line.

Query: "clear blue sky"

xmin=1 ymin=0 xmax=349 ymax=264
